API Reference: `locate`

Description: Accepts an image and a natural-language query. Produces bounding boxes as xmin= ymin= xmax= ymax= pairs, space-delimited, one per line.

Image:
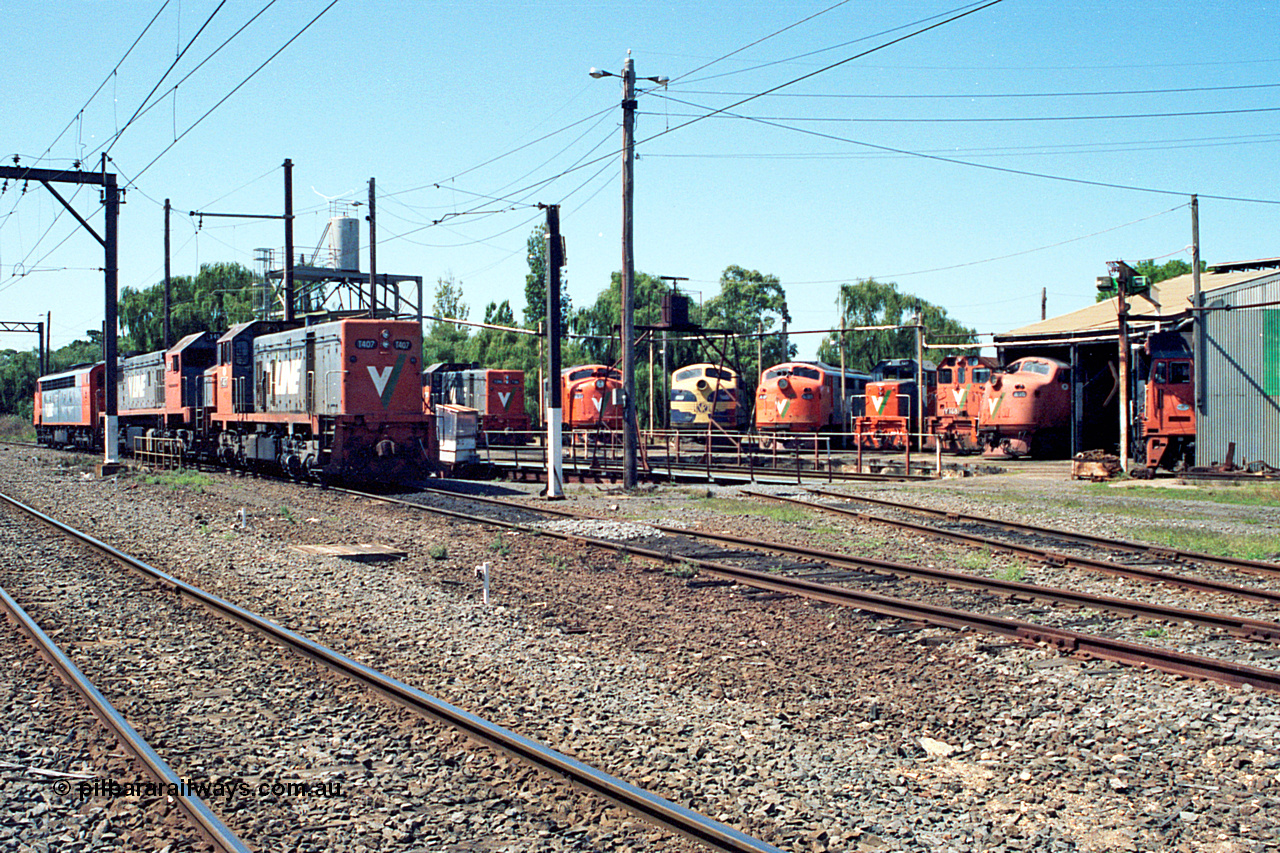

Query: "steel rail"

xmin=642 ymin=518 xmax=1280 ymax=643
xmin=744 ymin=490 xmax=1280 ymax=606
xmin=402 ymin=485 xmax=1280 ymax=642
xmin=0 ymin=584 xmax=252 ymax=853
xmin=345 ymin=488 xmax=1280 ymax=693
xmin=0 ymin=490 xmax=783 ymax=853
xmin=806 ymin=487 xmax=1280 ymax=578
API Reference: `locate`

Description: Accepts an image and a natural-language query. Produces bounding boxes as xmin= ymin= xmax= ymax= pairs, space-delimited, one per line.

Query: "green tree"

xmin=0 ymin=349 xmax=39 ymax=418
xmin=1133 ymin=258 xmax=1208 ymax=284
xmin=701 ymin=265 xmax=794 ymax=390
xmin=570 ymin=271 xmax=673 ymax=428
xmin=523 ymin=224 xmax=572 ymax=330
xmin=816 ymin=278 xmax=977 ymax=370
xmin=422 ymin=273 xmax=471 ymax=365
xmin=119 ymin=261 xmax=260 ymax=353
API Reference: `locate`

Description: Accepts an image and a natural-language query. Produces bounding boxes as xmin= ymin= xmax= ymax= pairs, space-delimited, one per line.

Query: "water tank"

xmin=329 ymin=217 xmax=360 ymax=270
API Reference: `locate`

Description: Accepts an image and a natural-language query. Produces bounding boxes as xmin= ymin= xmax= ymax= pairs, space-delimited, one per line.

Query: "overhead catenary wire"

xmin=648 ymin=91 xmax=1280 ymax=206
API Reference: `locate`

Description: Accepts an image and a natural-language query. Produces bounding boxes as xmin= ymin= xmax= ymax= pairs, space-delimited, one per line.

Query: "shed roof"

xmin=997 ymin=267 xmax=1271 ymax=343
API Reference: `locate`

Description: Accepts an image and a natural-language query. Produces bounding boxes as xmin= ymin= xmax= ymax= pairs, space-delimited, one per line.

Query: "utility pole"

xmin=915 ymin=313 xmax=925 ymax=445
xmin=0 ymin=159 xmax=120 ymax=470
xmin=658 ymin=275 xmax=687 ymax=430
xmin=543 ymin=204 xmax=565 ymax=499
xmin=1191 ymin=195 xmax=1203 ymax=417
xmin=839 ymin=292 xmax=847 ymax=433
xmin=164 ymin=199 xmax=172 ymax=349
xmin=592 ymin=54 xmax=667 ymax=489
xmin=283 ymin=158 xmax=295 ymax=322
xmin=620 ymin=55 xmax=638 ymax=487
xmin=1109 ymin=261 xmax=1133 ymax=472
xmin=368 ymin=177 xmax=378 ymax=316
xmin=1041 ymin=287 xmax=1047 ymax=321
xmin=102 ymin=155 xmax=120 ymax=467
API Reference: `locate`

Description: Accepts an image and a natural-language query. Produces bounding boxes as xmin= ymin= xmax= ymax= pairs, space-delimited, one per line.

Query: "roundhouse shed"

xmin=993 ymin=260 xmax=1279 ymax=459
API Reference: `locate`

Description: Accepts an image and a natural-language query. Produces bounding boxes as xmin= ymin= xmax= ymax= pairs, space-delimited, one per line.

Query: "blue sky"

xmin=2 ymin=1 xmax=1278 ymax=359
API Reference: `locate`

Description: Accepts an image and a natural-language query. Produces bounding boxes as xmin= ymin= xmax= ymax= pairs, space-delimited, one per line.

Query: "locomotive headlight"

xmin=777 ymin=377 xmax=790 ymax=391
xmin=594 ymin=379 xmax=605 ymax=389
xmin=381 ymin=329 xmax=390 ymax=339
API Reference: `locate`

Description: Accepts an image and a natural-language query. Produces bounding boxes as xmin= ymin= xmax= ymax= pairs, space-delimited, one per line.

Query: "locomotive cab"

xmin=1137 ymin=330 xmax=1195 ymax=471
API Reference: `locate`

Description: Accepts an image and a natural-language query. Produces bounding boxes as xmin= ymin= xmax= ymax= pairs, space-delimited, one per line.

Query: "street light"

xmin=592 ymin=52 xmax=666 ymax=488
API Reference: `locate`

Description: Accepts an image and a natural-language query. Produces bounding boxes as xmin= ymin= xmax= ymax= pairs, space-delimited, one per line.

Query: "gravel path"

xmin=1 ymin=447 xmax=1278 ymax=852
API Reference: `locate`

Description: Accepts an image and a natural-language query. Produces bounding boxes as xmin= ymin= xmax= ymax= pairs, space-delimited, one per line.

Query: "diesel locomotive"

xmin=35 ymin=316 xmax=435 ymax=482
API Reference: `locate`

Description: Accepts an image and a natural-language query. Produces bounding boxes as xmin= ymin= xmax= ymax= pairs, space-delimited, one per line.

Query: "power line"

xmin=650 ymin=103 xmax=1280 ymax=124
xmin=87 ymin=0 xmax=288 ymax=171
xmin=415 ymin=0 xmax=1009 ymax=237
xmin=643 ymin=131 xmax=1280 ymax=160
xmin=676 ymin=0 xmax=995 ymax=85
xmin=651 ymin=92 xmax=1280 ymax=205
xmin=128 ymin=0 xmax=342 ymax=184
xmin=103 ymin=0 xmax=230 ymax=158
xmin=673 ymin=81 xmax=1280 ymax=100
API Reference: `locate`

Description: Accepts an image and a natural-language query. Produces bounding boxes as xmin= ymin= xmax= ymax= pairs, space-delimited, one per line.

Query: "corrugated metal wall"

xmin=1199 ymin=273 xmax=1280 ymax=467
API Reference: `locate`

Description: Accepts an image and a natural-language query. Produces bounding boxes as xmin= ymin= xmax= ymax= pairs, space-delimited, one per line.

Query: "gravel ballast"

xmin=1 ymin=448 xmax=1277 ymax=852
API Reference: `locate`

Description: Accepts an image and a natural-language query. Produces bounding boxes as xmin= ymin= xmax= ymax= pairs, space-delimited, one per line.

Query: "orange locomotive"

xmin=423 ymin=363 xmax=530 ymax=443
xmin=36 ymin=317 xmax=436 ymax=483
xmin=928 ymin=355 xmax=999 ymax=453
xmin=34 ymin=362 xmax=105 ymax=448
xmin=978 ymin=356 xmax=1072 ymax=457
xmin=561 ymin=364 xmax=623 ymax=430
xmin=755 ymin=362 xmax=868 ymax=435
xmin=854 ymin=359 xmax=935 ymax=451
xmin=1136 ymin=330 xmax=1195 ymax=472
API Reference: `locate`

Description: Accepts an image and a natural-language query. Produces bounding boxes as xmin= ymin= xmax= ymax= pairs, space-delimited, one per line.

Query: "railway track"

xmin=363 ymin=484 xmax=1280 ymax=693
xmin=0 ymin=583 xmax=251 ymax=853
xmin=803 ymin=486 xmax=1280 ymax=579
xmin=740 ymin=489 xmax=1280 ymax=604
xmin=0 ymin=488 xmax=783 ymax=853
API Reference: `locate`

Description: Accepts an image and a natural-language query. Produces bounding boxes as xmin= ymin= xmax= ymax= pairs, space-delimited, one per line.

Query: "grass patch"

xmin=0 ymin=414 xmax=35 ymax=442
xmin=1087 ymin=481 xmax=1280 ymax=507
xmin=429 ymin=543 xmax=448 ymax=560
xmin=665 ymin=560 xmax=699 ymax=579
xmin=279 ymin=505 xmax=296 ymax=523
xmin=139 ymin=469 xmax=214 ymax=493
xmin=488 ymin=533 xmax=512 ymax=557
xmin=956 ymin=549 xmax=995 ymax=573
xmin=683 ymin=496 xmax=812 ymax=524
xmin=1132 ymin=525 xmax=1280 ymax=562
xmin=1142 ymin=626 xmax=1167 ymax=638
xmin=996 ymin=563 xmax=1028 ymax=582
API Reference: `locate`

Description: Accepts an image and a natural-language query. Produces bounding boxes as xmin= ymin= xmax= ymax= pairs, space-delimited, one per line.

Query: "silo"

xmin=329 ymin=217 xmax=360 ymax=270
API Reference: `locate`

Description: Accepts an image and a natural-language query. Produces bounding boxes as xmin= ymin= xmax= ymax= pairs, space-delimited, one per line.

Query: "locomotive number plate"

xmin=355 ymin=339 xmax=378 ymax=349
xmin=394 ymin=340 xmax=412 ymax=350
